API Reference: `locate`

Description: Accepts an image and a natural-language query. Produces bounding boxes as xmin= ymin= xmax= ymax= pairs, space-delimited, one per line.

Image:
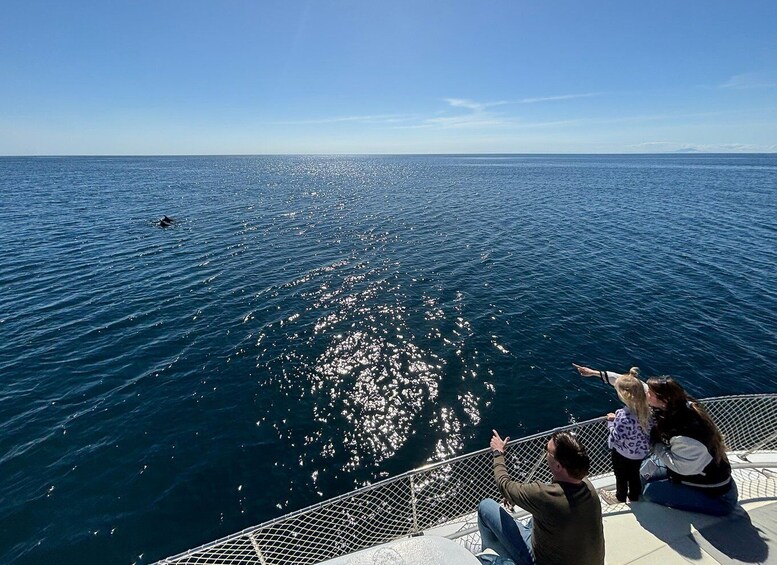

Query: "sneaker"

xmin=475 ymin=550 xmax=517 ymax=565
xmin=598 ymin=488 xmax=620 ymax=506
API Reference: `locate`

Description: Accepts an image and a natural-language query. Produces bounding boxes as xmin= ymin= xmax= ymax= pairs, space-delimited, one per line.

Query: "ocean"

xmin=0 ymin=154 xmax=775 ymax=564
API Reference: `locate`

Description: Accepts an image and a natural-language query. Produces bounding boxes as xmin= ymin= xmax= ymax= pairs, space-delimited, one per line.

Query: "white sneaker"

xmin=598 ymin=488 xmax=621 ymax=506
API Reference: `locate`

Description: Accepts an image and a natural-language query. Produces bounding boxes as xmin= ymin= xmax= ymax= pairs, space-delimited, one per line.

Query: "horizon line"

xmin=2 ymin=151 xmax=776 ymax=158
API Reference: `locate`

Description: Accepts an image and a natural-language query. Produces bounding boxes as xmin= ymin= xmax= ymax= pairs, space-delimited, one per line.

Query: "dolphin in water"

xmin=158 ymin=215 xmax=174 ymax=228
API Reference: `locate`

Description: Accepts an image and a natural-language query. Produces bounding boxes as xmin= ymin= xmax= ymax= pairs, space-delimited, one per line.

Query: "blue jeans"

xmin=477 ymin=498 xmax=534 ymax=565
xmin=640 ymin=458 xmax=738 ymax=516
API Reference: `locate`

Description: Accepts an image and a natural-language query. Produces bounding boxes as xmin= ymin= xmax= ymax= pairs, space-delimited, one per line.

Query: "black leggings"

xmin=611 ymin=449 xmax=643 ymax=502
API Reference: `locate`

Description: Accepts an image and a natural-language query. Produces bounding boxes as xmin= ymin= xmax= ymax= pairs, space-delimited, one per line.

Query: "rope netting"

xmin=159 ymin=394 xmax=777 ymax=565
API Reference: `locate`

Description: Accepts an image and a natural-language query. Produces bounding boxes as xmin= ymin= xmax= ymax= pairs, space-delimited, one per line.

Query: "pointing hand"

xmin=490 ymin=429 xmax=509 ymax=454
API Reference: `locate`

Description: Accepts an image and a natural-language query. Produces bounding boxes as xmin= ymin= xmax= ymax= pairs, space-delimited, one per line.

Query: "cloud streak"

xmin=272 ymin=113 xmax=421 ymax=125
xmin=443 ymin=98 xmax=510 ymax=111
xmin=720 ymin=72 xmax=777 ymax=89
xmin=274 ymin=93 xmax=601 ymax=130
xmin=516 ymin=93 xmax=599 ymax=104
xmin=270 ymin=97 xmax=750 ymax=138
xmin=411 ymin=94 xmax=598 ymax=129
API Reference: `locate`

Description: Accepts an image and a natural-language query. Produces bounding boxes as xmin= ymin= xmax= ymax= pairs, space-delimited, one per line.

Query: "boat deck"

xmin=599 ymin=496 xmax=776 ymax=564
xmin=423 ymin=452 xmax=777 ymax=564
xmin=325 ymin=454 xmax=777 ymax=564
xmin=158 ymin=396 xmax=777 ymax=565
xmin=599 ymin=462 xmax=777 ymax=564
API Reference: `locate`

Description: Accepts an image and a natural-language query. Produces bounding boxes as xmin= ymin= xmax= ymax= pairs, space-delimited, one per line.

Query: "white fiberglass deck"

xmin=599 ymin=453 xmax=777 ymax=564
xmin=402 ymin=451 xmax=777 ymax=565
xmin=158 ymin=394 xmax=777 ymax=565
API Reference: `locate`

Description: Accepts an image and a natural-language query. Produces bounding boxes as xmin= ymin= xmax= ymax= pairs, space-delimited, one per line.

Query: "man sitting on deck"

xmin=477 ymin=430 xmax=605 ymax=565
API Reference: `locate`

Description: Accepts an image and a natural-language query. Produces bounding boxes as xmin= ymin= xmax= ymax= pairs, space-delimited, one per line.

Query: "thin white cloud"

xmin=629 ymin=141 xmax=679 ymax=147
xmin=720 ymin=72 xmax=777 ymax=89
xmin=407 ymin=107 xmax=727 ymax=131
xmin=395 ymin=108 xmax=740 ymax=133
xmin=409 ymin=98 xmax=514 ymax=128
xmin=421 ymin=115 xmax=511 ymax=129
xmin=443 ymin=98 xmax=509 ymax=112
xmin=445 ymin=94 xmax=597 ymax=108
xmin=412 ymin=94 xmax=600 ymax=128
xmin=275 ymin=94 xmax=600 ymax=130
xmin=627 ymin=141 xmax=777 ymax=153
xmin=272 ymin=113 xmax=421 ymax=125
xmin=516 ymin=93 xmax=599 ymax=104
xmin=269 ymin=98 xmax=745 ymax=138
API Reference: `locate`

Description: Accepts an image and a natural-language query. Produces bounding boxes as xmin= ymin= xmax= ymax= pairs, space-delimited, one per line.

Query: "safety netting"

xmin=158 ymin=394 xmax=777 ymax=565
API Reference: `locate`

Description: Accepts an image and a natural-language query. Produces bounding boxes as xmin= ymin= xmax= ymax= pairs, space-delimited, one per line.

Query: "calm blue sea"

xmin=0 ymin=154 xmax=775 ymax=564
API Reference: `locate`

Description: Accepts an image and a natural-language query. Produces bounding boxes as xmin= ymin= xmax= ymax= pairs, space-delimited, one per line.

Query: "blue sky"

xmin=2 ymin=1 xmax=776 ymax=155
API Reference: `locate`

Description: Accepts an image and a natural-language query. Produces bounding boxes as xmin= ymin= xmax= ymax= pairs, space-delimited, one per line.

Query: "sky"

xmin=1 ymin=1 xmax=776 ymax=155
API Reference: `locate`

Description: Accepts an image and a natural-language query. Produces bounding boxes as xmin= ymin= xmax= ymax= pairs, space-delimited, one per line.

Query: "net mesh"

xmin=159 ymin=394 xmax=777 ymax=565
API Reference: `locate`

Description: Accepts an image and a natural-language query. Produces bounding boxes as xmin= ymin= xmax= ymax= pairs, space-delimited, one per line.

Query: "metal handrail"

xmin=158 ymin=393 xmax=777 ymax=565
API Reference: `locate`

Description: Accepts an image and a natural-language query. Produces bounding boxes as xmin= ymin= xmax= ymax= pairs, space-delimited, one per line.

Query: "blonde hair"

xmin=615 ymin=371 xmax=651 ymax=434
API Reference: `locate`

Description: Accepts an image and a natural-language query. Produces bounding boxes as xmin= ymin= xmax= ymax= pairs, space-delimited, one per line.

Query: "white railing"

xmin=158 ymin=394 xmax=777 ymax=565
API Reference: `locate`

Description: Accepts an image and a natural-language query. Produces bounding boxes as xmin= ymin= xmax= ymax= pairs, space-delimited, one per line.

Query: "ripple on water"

xmin=0 ymin=155 xmax=775 ymax=564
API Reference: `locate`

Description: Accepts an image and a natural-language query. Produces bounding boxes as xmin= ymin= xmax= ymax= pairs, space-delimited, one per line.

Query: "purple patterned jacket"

xmin=607 ymin=406 xmax=652 ymax=460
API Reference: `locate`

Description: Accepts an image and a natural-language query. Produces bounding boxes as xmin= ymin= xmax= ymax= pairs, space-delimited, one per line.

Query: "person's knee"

xmin=478 ymin=498 xmax=504 ymax=526
xmin=478 ymin=498 xmax=498 ymax=516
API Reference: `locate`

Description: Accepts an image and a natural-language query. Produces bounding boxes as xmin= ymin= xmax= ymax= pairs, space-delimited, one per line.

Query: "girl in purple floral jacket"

xmin=606 ymin=371 xmax=653 ymax=501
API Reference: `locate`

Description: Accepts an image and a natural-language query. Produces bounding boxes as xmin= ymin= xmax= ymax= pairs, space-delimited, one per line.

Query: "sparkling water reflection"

xmin=0 ymin=155 xmax=775 ymax=564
